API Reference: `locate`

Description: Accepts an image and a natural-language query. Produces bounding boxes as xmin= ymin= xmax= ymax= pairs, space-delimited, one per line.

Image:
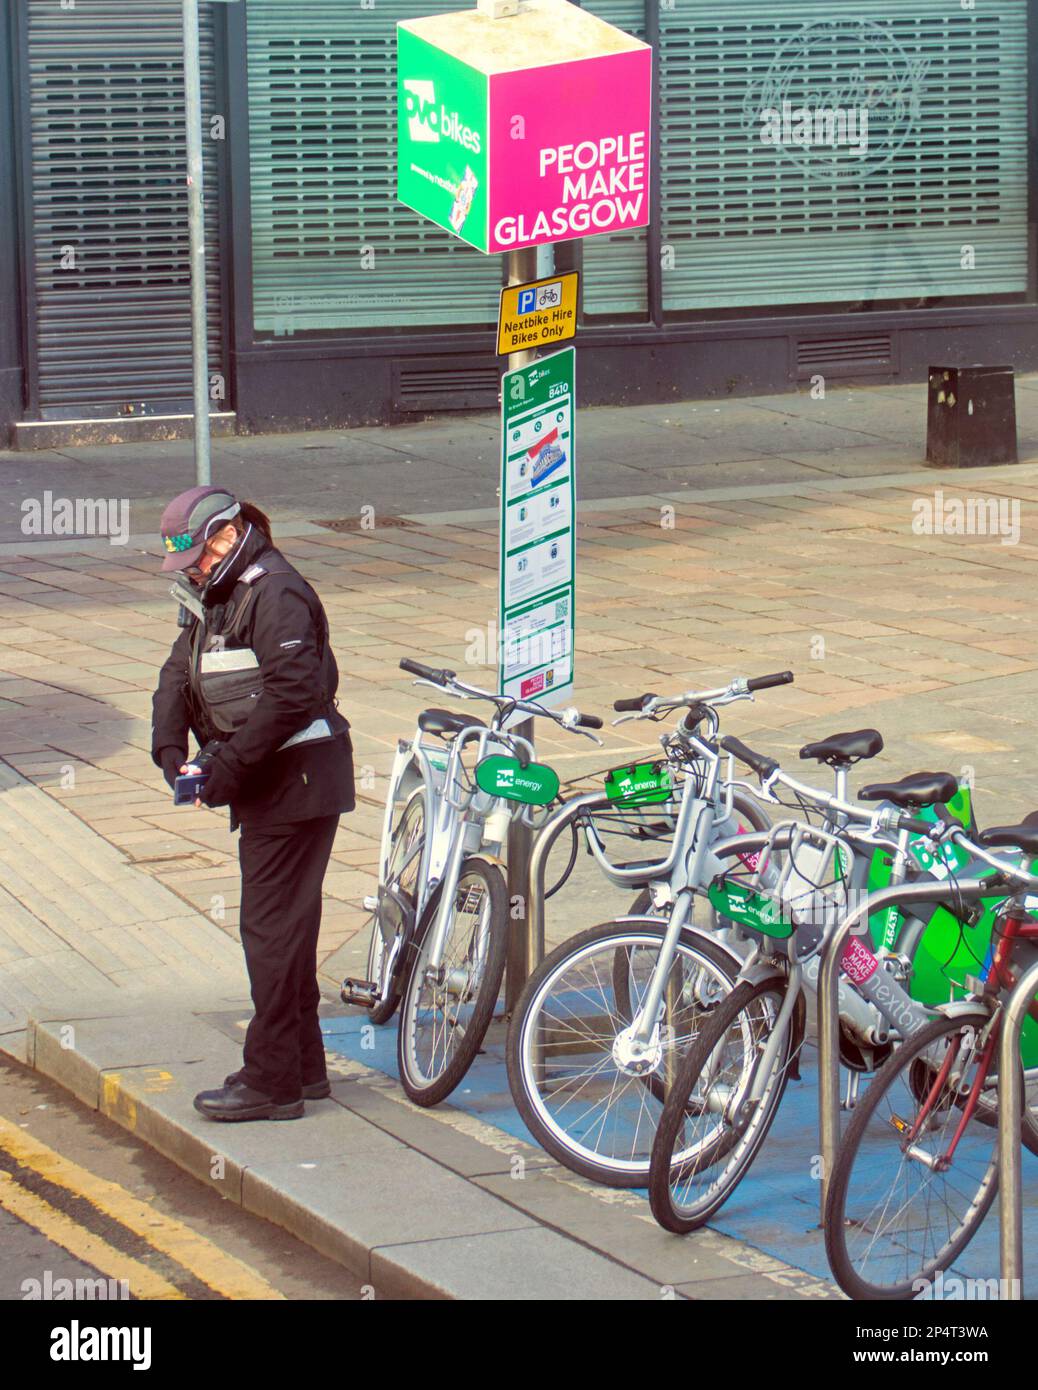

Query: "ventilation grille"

xmin=393 ymin=362 xmax=500 ymax=413
xmin=795 ymin=333 xmax=895 ymax=378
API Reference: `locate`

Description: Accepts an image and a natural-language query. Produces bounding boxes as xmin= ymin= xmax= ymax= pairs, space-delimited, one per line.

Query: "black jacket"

xmin=151 ymin=529 xmax=355 ymax=829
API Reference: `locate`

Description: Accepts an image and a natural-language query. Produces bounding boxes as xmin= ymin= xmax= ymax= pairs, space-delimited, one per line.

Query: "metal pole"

xmin=999 ymin=956 xmax=1038 ymax=1299
xmin=503 ymin=243 xmax=541 ymax=1013
xmin=817 ymin=878 xmax=992 ymax=1224
xmin=182 ymin=0 xmax=211 ymax=485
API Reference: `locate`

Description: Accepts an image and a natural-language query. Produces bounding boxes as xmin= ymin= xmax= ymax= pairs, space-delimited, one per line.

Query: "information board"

xmin=498 ymin=347 xmax=575 ymax=708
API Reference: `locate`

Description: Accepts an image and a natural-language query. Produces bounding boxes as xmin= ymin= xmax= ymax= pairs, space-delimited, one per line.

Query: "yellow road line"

xmin=0 ymin=1117 xmax=284 ymax=1301
xmin=0 ymin=1172 xmax=186 ymax=1301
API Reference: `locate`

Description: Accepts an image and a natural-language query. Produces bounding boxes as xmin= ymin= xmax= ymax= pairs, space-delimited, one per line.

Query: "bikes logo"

xmin=743 ymin=18 xmax=930 ymax=184
xmin=403 ymin=78 xmax=482 ymax=153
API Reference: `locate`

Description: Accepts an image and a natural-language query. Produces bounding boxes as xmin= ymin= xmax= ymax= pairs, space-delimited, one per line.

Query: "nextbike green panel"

xmin=476 ymin=754 xmax=559 ymax=806
xmin=604 ymin=760 xmax=673 ymax=806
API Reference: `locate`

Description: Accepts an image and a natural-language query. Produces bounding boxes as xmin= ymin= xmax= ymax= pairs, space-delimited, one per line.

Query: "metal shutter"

xmin=24 ymin=0 xmax=225 ymax=417
xmin=659 ymin=0 xmax=1030 ymax=311
xmin=579 ymin=0 xmax=649 ymax=318
xmin=247 ymin=0 xmax=501 ymax=333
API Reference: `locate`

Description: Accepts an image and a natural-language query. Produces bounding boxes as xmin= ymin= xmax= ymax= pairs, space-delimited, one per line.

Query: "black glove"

xmin=199 ymin=749 xmax=240 ymax=808
xmin=158 ymin=747 xmax=187 ymax=791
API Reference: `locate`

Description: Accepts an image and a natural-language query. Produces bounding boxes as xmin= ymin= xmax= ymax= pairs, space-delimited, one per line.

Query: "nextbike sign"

xmin=397 ymin=0 xmax=651 ymax=254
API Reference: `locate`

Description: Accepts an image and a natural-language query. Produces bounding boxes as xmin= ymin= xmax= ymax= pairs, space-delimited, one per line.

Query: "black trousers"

xmin=238 ymin=813 xmax=340 ymax=1103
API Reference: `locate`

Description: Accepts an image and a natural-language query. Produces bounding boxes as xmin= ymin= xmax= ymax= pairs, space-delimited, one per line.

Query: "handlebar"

xmin=399 ymin=657 xmax=456 ymax=684
xmin=614 ymin=693 xmax=657 ymax=713
xmin=720 ymin=735 xmax=779 ymax=781
xmin=611 ymin=671 xmax=797 ymax=725
xmin=747 ymin=671 xmax=794 ymax=692
xmin=399 ymin=656 xmax=603 ymax=744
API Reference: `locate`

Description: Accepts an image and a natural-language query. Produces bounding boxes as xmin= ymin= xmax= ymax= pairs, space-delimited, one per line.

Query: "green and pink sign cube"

xmin=397 ymin=0 xmax=652 ymax=254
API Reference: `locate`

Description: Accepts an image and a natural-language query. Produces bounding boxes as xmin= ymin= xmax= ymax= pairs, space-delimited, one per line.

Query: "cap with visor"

xmin=159 ymin=486 xmax=241 ymax=573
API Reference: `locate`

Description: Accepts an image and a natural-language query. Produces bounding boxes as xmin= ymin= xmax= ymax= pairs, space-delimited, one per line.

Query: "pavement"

xmin=2 ymin=374 xmax=1038 ymax=1297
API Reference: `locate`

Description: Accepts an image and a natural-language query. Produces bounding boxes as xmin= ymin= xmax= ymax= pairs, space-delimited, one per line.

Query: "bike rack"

xmin=520 ymin=790 xmax=614 ymax=995
xmin=998 ymin=956 xmax=1038 ymax=1300
xmin=816 ymin=877 xmax=992 ymax=1225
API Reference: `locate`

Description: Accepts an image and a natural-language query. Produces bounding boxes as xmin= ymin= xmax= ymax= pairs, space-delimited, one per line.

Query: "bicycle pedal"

xmin=341 ymin=977 xmax=379 ymax=1008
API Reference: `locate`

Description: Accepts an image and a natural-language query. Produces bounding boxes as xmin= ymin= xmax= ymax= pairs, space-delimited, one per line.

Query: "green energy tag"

xmin=604 ymin=760 xmax=672 ymax=805
xmin=475 ymin=754 xmax=560 ymax=806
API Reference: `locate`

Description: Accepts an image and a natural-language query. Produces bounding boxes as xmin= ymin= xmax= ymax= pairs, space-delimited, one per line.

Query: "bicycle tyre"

xmin=648 ymin=976 xmax=795 ymax=1232
xmin=506 ymin=921 xmax=741 ymax=1187
xmin=824 ymin=1007 xmax=997 ymax=1300
xmin=366 ymin=786 xmax=425 ymax=1025
xmin=397 ymin=856 xmax=508 ymax=1107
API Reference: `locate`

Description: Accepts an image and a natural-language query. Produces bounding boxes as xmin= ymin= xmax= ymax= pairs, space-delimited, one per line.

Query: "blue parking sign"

xmin=517 ymin=288 xmax=536 ymax=315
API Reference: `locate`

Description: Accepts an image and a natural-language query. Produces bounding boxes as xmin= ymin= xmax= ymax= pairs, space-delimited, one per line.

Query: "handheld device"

xmin=173 ymin=765 xmax=209 ymax=805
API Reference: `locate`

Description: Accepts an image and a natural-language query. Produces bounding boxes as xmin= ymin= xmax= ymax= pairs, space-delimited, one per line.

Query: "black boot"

xmin=223 ymin=1069 xmax=331 ymax=1100
xmin=193 ymin=1081 xmax=303 ymax=1122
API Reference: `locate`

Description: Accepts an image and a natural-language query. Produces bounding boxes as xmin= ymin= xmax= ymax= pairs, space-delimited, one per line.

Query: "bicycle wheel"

xmin=506 ymin=921 xmax=740 ymax=1186
xmin=397 ymin=856 xmax=508 ymax=1107
xmin=824 ymin=1007 xmax=997 ymax=1300
xmin=367 ymin=786 xmax=425 ymax=1025
xmin=648 ymin=976 xmax=796 ymax=1232
xmin=879 ymin=899 xmax=1038 ymax=1157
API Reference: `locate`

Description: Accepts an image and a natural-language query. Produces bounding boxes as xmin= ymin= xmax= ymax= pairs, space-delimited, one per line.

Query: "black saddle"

xmin=859 ymin=771 xmax=959 ymax=810
xmin=981 ymin=811 xmax=1038 ymax=859
xmin=417 ymin=707 xmax=486 ymax=738
xmin=800 ymin=729 xmax=883 ymax=768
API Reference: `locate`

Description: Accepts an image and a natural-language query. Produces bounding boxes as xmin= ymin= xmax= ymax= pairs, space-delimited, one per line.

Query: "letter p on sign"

xmin=517 ymin=288 xmax=536 ymax=314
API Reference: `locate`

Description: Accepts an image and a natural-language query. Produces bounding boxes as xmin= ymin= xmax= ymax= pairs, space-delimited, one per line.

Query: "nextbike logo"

xmin=403 ymin=79 xmax=481 ymax=153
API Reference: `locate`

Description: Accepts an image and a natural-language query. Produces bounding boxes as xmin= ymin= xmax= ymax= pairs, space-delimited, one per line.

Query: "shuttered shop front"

xmin=246 ymin=0 xmax=501 ymax=334
xmin=22 ymin=0 xmax=226 ymax=418
xmin=658 ymin=0 xmax=1031 ymax=313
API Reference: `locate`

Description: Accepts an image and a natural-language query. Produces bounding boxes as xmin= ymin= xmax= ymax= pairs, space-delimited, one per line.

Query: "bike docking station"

xmin=396 ymin=0 xmax=652 ymax=1005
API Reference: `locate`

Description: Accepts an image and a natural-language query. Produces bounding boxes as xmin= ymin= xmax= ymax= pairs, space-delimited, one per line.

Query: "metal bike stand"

xmin=998 ymin=957 xmax=1038 ymax=1299
xmin=817 ymin=877 xmax=991 ymax=1225
xmin=521 ymin=790 xmax=613 ymax=990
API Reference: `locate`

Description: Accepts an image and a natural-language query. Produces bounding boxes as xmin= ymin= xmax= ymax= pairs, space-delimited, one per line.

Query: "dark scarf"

xmin=201 ymin=525 xmax=271 ymax=608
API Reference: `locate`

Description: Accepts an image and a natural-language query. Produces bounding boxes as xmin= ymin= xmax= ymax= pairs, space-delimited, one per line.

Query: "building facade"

xmin=1 ymin=0 xmax=1036 ymax=446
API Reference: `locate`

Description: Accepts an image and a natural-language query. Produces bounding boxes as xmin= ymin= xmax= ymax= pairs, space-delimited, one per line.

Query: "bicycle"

xmin=824 ymin=816 xmax=1038 ymax=1300
xmin=343 ymin=657 xmax=602 ymax=1107
xmin=646 ymin=746 xmax=969 ymax=1232
xmin=507 ymin=671 xmax=811 ymax=1187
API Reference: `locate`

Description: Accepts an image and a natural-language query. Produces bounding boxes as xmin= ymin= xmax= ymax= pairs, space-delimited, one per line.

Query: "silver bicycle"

xmin=506 ymin=671 xmax=799 ymax=1186
xmin=344 ymin=657 xmax=602 ymax=1107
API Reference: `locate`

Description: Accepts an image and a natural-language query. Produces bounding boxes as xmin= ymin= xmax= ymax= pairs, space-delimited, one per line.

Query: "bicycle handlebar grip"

xmin=901 ymin=815 xmax=936 ymax=837
xmin=720 ymin=735 xmax=779 ymax=780
xmin=613 ymin=693 xmax=657 ymax=712
xmin=399 ymin=658 xmax=455 ymax=684
xmin=746 ymin=671 xmax=795 ymax=692
xmin=575 ymin=713 xmax=604 ymax=730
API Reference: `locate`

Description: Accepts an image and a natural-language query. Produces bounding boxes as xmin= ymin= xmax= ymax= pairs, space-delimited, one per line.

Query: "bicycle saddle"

xmin=418 ymin=707 xmax=486 ymax=738
xmin=799 ymin=728 xmax=883 ymax=767
xmin=980 ymin=811 xmax=1038 ymax=858
xmin=858 ymin=771 xmax=958 ymax=810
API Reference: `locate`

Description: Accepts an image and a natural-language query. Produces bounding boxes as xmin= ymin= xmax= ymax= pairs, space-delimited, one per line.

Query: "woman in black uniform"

xmin=152 ymin=486 xmax=355 ymax=1122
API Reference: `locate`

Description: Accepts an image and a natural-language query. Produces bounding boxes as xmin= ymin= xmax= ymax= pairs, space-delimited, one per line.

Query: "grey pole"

xmin=816 ymin=877 xmax=992 ymax=1224
xmin=998 ymin=955 xmax=1038 ymax=1299
xmin=182 ymin=0 xmax=211 ymax=485
xmin=503 ymin=244 xmax=540 ymax=1013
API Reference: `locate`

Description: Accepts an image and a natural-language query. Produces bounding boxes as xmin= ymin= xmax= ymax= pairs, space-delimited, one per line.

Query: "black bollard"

xmin=926 ymin=365 xmax=1018 ymax=468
